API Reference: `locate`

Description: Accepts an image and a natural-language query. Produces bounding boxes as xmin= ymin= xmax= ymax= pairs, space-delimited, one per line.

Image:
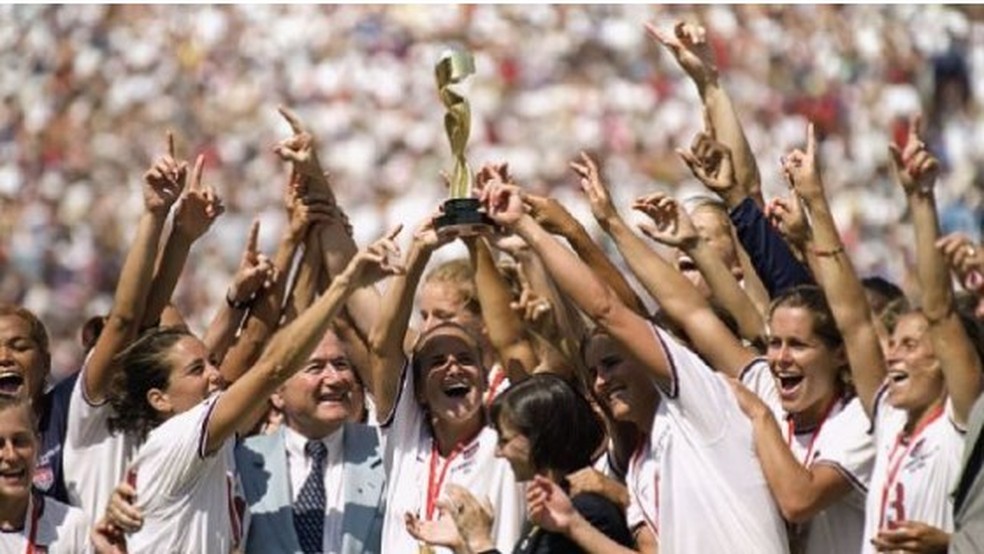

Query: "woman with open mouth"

xmin=367 ymin=210 xmax=526 ymax=554
xmin=405 ymin=373 xmax=633 ymax=553
xmin=98 ymin=231 xmax=403 ymax=554
xmin=0 ymin=395 xmax=88 ymax=552
xmin=771 ymin=118 xmax=983 ymax=554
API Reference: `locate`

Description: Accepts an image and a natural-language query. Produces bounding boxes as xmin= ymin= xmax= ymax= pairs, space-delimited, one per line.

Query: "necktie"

xmin=294 ymin=440 xmax=328 ymax=553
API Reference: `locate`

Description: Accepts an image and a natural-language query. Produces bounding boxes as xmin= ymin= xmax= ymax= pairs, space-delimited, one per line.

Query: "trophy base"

xmin=435 ymin=198 xmax=493 ymax=237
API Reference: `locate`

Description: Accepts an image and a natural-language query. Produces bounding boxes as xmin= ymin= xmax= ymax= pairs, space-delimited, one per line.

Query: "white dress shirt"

xmin=284 ymin=425 xmax=346 ymax=554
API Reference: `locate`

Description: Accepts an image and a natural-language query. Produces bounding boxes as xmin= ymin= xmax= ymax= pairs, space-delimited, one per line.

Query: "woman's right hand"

xmin=526 ymin=475 xmax=577 ymax=535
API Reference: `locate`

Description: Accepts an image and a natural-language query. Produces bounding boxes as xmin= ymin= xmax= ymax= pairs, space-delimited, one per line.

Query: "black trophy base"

xmin=435 ymin=198 xmax=493 ymax=236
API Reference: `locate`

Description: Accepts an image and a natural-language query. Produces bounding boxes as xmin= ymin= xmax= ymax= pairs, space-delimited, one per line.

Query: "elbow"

xmin=585 ymin=288 xmax=622 ymax=329
xmin=778 ymin=497 xmax=818 ymax=524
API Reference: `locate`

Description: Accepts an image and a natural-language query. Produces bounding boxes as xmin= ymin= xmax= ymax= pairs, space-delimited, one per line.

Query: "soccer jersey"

xmin=0 ymin=494 xmax=89 ymax=554
xmin=379 ymin=362 xmax=525 ymax=554
xmin=35 ymin=373 xmax=77 ymax=504
xmin=62 ymin=365 xmax=139 ymax=527
xmin=741 ymin=362 xmax=874 ymax=554
xmin=125 ymin=395 xmax=246 ymax=554
xmin=861 ymin=389 xmax=964 ymax=554
xmin=629 ymin=326 xmax=789 ymax=554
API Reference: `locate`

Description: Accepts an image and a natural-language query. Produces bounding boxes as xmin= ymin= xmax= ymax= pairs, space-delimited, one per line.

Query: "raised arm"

xmin=781 ymin=124 xmax=885 ymax=417
xmin=635 ymin=191 xmax=766 ymax=345
xmin=466 ymin=237 xmax=538 ymax=382
xmin=571 ymin=152 xmax=756 ymax=377
xmin=480 ymin=179 xmax=673 ymax=391
xmin=524 ymin=193 xmax=647 ymax=316
xmin=202 ymin=219 xmax=275 ymax=362
xmin=367 ymin=212 xmax=452 ymax=420
xmin=275 ymin=106 xmax=384 ymax=342
xmin=204 ymin=228 xmax=404 ymax=454
xmin=218 ymin=177 xmax=323 ymax=383
xmin=647 ymin=21 xmax=763 ymax=207
xmin=84 ymin=140 xmax=184 ymax=403
xmin=679 ymin=130 xmax=813 ymax=297
xmin=142 ymin=151 xmax=223 ymax=328
xmin=890 ymin=116 xmax=982 ymax=425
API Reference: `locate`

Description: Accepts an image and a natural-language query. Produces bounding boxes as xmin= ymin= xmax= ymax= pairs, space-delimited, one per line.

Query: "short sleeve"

xmin=651 ymin=325 xmax=731 ymax=440
xmin=812 ymin=398 xmax=875 ymax=493
xmin=131 ymin=395 xmax=221 ymax=500
xmin=739 ymin=358 xmax=782 ymax=417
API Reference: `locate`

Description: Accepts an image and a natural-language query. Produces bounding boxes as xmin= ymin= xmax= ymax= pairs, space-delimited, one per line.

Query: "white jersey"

xmin=742 ymin=362 xmax=874 ymax=554
xmin=627 ymin=327 xmax=789 ymax=554
xmin=379 ymin=362 xmax=525 ymax=554
xmin=0 ymin=495 xmax=89 ymax=554
xmin=62 ymin=365 xmax=139 ymax=527
xmin=861 ymin=389 xmax=964 ymax=554
xmin=125 ymin=395 xmax=247 ymax=554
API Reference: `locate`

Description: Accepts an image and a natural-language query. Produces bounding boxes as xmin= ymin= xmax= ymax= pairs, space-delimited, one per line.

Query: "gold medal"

xmin=418 ymin=543 xmax=436 ymax=554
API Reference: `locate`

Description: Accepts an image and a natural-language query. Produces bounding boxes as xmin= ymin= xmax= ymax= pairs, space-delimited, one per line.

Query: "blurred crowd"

xmin=0 ymin=4 xmax=982 ymax=381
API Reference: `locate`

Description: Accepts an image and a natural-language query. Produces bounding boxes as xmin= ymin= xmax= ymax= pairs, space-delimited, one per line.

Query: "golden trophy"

xmin=434 ymin=48 xmax=492 ymax=234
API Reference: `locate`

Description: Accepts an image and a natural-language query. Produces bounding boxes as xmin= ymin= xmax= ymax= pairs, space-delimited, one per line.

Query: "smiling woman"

xmin=0 ymin=395 xmax=88 ymax=552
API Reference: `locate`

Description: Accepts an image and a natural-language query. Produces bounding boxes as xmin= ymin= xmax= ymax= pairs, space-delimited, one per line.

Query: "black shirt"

xmin=35 ymin=373 xmax=78 ymax=503
xmin=513 ymin=492 xmax=632 ymax=554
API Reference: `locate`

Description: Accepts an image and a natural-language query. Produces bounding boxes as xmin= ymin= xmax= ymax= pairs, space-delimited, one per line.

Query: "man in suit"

xmin=952 ymin=393 xmax=984 ymax=554
xmin=237 ymin=329 xmax=385 ymax=554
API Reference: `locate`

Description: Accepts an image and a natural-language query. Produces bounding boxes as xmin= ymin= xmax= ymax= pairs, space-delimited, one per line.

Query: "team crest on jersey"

xmin=904 ymin=438 xmax=936 ymax=472
xmin=33 ymin=463 xmax=54 ymax=492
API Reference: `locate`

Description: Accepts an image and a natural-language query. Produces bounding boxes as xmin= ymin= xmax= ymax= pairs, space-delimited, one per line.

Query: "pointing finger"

xmin=246 ymin=218 xmax=260 ymax=255
xmin=278 ymin=105 xmax=304 ymax=135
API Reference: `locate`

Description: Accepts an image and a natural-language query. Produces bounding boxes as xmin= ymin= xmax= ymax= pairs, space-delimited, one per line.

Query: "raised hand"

xmin=475 ymin=162 xmax=511 ymax=199
xmin=632 ymin=192 xmax=700 ymax=250
xmin=346 ymin=225 xmax=406 ymax=287
xmin=646 ymin=21 xmax=719 ymax=90
xmin=526 ymin=475 xmax=576 ymax=534
xmin=142 ymin=132 xmax=187 ymax=216
xmin=937 ymin=233 xmax=984 ymax=293
xmin=228 ymin=219 xmax=277 ymax=307
xmin=765 ymin=193 xmax=811 ymax=248
xmin=284 ymin=174 xmax=334 ymax=243
xmin=570 ymin=151 xmax=618 ymax=224
xmin=888 ymin=114 xmax=940 ymax=197
xmin=275 ymin=105 xmax=331 ymax=192
xmin=780 ymin=123 xmax=825 ymax=204
xmin=481 ymin=180 xmax=526 ymax=228
xmin=678 ymin=131 xmax=739 ymax=205
xmin=174 ymin=154 xmax=224 ymax=240
xmin=524 ymin=193 xmax=579 ymax=236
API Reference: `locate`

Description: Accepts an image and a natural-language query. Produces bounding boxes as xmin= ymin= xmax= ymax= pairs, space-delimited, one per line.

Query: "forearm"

xmin=470 ymin=239 xmax=538 ymax=380
xmin=202 ymin=301 xmax=246 ymax=365
xmin=219 ymin=233 xmax=301 ymax=382
xmin=909 ymin=193 xmax=983 ymax=424
xmin=702 ymin=84 xmax=763 ymax=207
xmin=85 ymin=211 xmax=166 ymax=400
xmin=565 ymin=224 xmax=647 ymax=316
xmin=514 ymin=248 xmax=588 ymax=359
xmin=142 ymin=228 xmax=194 ymax=328
xmin=604 ymin=216 xmax=753 ymax=375
xmin=318 ymin=223 xmax=381 ymax=341
xmin=750 ymin=411 xmax=829 ymax=523
xmin=804 ymin=197 xmax=885 ymax=415
xmin=687 ymin=239 xmax=766 ymax=344
xmin=367 ymin=240 xmax=431 ymax=418
xmin=282 ymin=230 xmax=325 ymax=325
xmin=730 ymin=197 xmax=814 ymax=296
xmin=565 ymin=513 xmax=640 ymax=554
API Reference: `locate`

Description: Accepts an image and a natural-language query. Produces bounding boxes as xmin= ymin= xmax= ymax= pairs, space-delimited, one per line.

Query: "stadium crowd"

xmin=0 ymin=4 xmax=982 ymax=554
